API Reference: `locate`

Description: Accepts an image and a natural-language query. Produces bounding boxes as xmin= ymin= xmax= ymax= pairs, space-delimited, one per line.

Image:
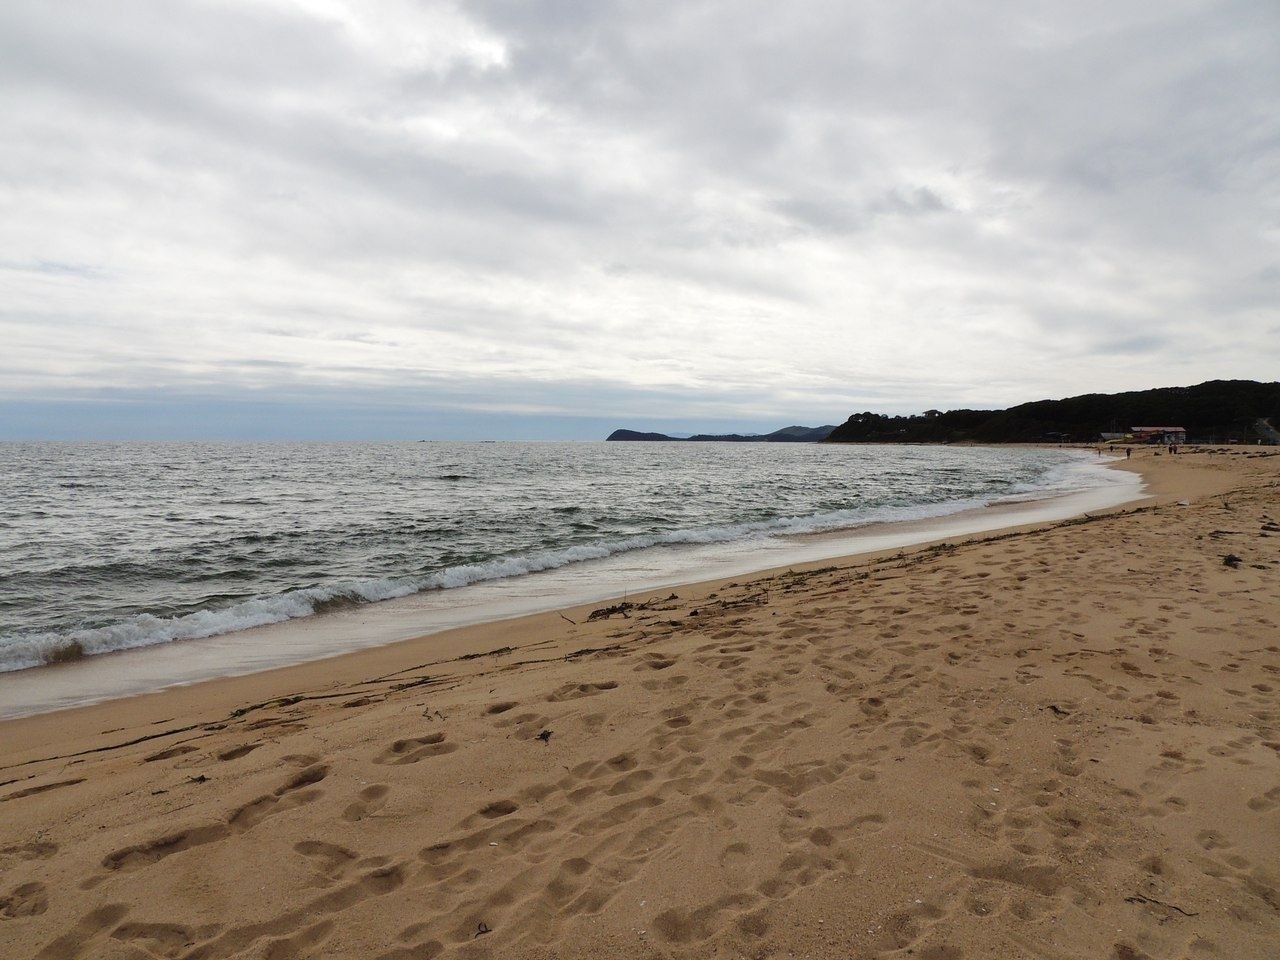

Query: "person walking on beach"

xmin=1126 ymin=447 xmax=1132 ymax=459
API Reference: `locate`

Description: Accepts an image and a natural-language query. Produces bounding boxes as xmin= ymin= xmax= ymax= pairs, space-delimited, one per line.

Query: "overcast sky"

xmin=2 ymin=0 xmax=1277 ymax=439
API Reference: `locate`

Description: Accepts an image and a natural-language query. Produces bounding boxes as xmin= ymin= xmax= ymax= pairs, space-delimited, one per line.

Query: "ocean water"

xmin=0 ymin=441 xmax=1131 ymax=677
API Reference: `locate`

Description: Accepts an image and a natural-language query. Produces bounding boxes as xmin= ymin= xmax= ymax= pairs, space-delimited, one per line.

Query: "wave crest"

xmin=0 ymin=457 xmax=1125 ymax=674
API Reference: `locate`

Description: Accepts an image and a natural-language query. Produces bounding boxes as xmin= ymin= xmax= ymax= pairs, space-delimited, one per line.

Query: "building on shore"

xmin=1131 ymin=426 xmax=1187 ymax=444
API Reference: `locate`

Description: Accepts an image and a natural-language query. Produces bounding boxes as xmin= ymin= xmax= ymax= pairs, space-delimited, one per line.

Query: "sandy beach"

xmin=2 ymin=448 xmax=1278 ymax=960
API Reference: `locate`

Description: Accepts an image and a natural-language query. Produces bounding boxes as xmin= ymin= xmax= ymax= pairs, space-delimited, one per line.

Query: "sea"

xmin=0 ymin=441 xmax=1141 ymax=717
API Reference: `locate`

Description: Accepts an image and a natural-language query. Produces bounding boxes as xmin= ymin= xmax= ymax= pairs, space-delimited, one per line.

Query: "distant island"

xmin=826 ymin=379 xmax=1280 ymax=445
xmin=607 ymin=381 xmax=1280 ymax=447
xmin=607 ymin=425 xmax=836 ymax=442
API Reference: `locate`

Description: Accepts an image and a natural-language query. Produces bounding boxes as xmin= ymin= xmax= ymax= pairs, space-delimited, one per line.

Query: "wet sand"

xmin=1 ymin=448 xmax=1278 ymax=959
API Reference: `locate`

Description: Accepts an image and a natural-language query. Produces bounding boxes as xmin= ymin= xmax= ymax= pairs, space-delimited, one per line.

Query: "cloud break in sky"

xmin=1 ymin=0 xmax=1278 ymax=439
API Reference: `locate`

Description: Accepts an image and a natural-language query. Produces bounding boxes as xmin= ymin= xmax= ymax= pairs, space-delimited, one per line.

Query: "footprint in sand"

xmin=374 ymin=733 xmax=458 ymax=765
xmin=88 ymin=764 xmax=330 ymax=885
xmin=98 ymin=823 xmax=233 ymax=878
xmin=102 ymin=864 xmax=402 ymax=960
xmin=142 ymin=744 xmax=200 ymax=762
xmin=477 ymin=799 xmax=519 ymax=820
xmin=0 ymin=841 xmax=58 ymax=871
xmin=110 ymin=921 xmax=222 ymax=956
xmin=719 ymin=842 xmax=751 ymax=869
xmin=605 ymin=769 xmax=655 ymax=796
xmin=636 ymin=654 xmax=676 ymax=671
xmin=244 ymin=715 xmax=306 ymax=733
xmin=1195 ymin=829 xmax=1232 ymax=851
xmin=871 ymin=899 xmax=953 ymax=954
xmin=344 ymin=784 xmax=391 ymax=822
xmin=969 ymin=861 xmax=1063 ymax=897
xmin=498 ymin=712 xmax=555 ymax=740
xmin=229 ymin=763 xmax=329 ymax=830
xmin=294 ymin=840 xmax=361 ymax=885
xmin=0 ymin=881 xmax=48 ymax=918
xmin=29 ymin=903 xmax=129 ymax=960
xmin=1 ymin=778 xmax=86 ymax=803
xmin=546 ymin=680 xmax=619 ymax=702
xmin=1246 ymin=786 xmax=1280 ymax=812
xmin=216 ymin=742 xmax=262 ymax=761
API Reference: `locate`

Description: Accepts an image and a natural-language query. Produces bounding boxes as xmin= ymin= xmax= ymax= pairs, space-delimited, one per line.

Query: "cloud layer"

xmin=3 ymin=0 xmax=1277 ymax=437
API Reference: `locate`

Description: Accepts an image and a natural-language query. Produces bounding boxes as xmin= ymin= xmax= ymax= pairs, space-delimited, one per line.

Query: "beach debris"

xmin=1222 ymin=554 xmax=1243 ymax=568
xmin=589 ymin=602 xmax=634 ymax=621
xmin=1044 ymin=704 xmax=1071 ymax=717
xmin=564 ymin=643 xmax=627 ymax=660
xmin=187 ymin=775 xmax=210 ymax=785
xmin=535 ymin=730 xmax=553 ymax=744
xmin=588 ymin=594 xmax=680 ymax=621
xmin=390 ymin=676 xmax=437 ymax=692
xmin=559 ymin=613 xmax=577 ymax=625
xmin=459 ymin=646 xmax=513 ymax=661
xmin=715 ymin=591 xmax=769 ymax=610
xmin=474 ymin=922 xmax=492 ymax=938
xmin=229 ymin=694 xmax=305 ymax=719
xmin=1124 ymin=894 xmax=1198 ymax=917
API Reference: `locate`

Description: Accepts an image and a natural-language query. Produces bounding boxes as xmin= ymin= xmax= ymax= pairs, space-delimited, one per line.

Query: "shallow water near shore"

xmin=0 ymin=442 xmax=1139 ymax=717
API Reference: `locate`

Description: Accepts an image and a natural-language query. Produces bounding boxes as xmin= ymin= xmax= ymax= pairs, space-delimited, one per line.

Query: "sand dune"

xmin=1 ymin=449 xmax=1278 ymax=959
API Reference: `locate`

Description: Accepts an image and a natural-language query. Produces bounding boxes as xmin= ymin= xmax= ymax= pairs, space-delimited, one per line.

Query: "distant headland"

xmin=608 ymin=380 xmax=1280 ymax=446
xmin=606 ymin=425 xmax=836 ymax=442
xmin=826 ymin=380 xmax=1280 ymax=444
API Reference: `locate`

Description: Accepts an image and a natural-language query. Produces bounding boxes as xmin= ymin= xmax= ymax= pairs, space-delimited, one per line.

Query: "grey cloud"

xmin=773 ymin=186 xmax=950 ymax=234
xmin=1091 ymin=333 xmax=1171 ymax=356
xmin=0 ymin=259 xmax=105 ymax=279
xmin=1 ymin=0 xmax=1277 ymax=437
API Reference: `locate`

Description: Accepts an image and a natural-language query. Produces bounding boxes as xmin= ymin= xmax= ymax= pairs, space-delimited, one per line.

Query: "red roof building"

xmin=1131 ymin=426 xmax=1187 ymax=443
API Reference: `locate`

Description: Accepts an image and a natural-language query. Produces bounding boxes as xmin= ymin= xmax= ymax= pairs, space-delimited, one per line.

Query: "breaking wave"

xmin=0 ymin=459 xmax=1128 ymax=674
xmin=0 ymin=442 xmax=1137 ymax=677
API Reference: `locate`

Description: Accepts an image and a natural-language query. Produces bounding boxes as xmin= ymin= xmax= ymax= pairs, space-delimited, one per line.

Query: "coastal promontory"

xmin=606 ymin=425 xmax=835 ymax=442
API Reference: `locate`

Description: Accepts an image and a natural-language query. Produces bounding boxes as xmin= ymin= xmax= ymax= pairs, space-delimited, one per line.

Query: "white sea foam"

xmin=0 ymin=465 xmax=1111 ymax=673
xmin=0 ymin=450 xmax=1125 ymax=674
